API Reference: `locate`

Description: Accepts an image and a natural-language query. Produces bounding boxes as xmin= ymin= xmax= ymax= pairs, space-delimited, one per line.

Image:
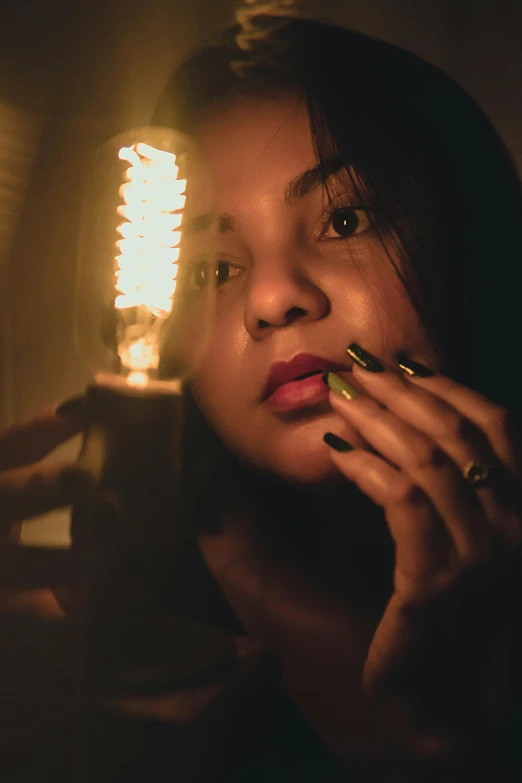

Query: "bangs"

xmin=305 ymin=70 xmax=450 ymax=366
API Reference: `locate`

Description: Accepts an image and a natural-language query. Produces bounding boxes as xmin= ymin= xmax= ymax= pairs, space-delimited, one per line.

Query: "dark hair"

xmin=155 ymin=18 xmax=522 ymax=424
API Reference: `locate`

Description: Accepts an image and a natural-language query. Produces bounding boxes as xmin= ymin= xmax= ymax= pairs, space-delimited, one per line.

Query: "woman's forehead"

xmin=192 ymin=95 xmax=362 ymax=220
xmin=194 ymin=94 xmax=318 ymax=184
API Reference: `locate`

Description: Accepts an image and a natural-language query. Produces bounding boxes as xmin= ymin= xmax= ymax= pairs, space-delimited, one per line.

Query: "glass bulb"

xmin=71 ymin=129 xmax=234 ymax=713
xmin=75 ymin=126 xmax=216 ymax=394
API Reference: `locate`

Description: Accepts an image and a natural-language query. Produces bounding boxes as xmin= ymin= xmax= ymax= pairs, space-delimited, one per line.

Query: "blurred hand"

xmin=0 ymin=397 xmax=92 ymax=536
xmin=0 ymin=397 xmax=93 ymax=602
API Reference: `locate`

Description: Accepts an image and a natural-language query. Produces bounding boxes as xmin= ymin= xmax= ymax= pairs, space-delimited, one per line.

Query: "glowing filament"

xmin=115 ymin=143 xmax=186 ymax=317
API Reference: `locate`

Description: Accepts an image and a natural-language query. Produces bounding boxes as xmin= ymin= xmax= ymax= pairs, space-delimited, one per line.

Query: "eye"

xmin=185 ymin=260 xmax=241 ymax=291
xmin=188 ymin=260 xmax=212 ymax=291
xmin=322 ymin=206 xmax=371 ymax=240
xmin=215 ymin=260 xmax=240 ymax=287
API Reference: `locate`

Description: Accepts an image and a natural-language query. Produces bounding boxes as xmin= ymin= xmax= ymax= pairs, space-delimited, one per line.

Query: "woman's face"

xmin=188 ymin=94 xmax=439 ymax=485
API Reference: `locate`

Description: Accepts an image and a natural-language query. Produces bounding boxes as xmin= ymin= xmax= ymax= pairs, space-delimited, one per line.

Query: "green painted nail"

xmin=322 ymin=372 xmax=360 ymax=400
xmin=346 ymin=344 xmax=385 ymax=372
xmin=323 ymin=432 xmax=353 ymax=452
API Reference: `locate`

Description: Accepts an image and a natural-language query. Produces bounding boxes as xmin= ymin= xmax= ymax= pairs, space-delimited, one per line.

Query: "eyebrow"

xmin=284 ymin=154 xmax=346 ymax=205
xmin=218 ymin=213 xmax=239 ymax=233
xmin=184 ymin=212 xmax=239 ymax=235
xmin=186 ymin=155 xmax=347 ymax=236
xmin=184 ymin=213 xmax=215 ymax=235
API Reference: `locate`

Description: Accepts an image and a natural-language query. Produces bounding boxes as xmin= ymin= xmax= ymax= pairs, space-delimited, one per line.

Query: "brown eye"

xmin=331 ymin=207 xmax=359 ymax=237
xmin=323 ymin=206 xmax=370 ymax=240
xmin=215 ymin=260 xmax=242 ymax=288
xmin=186 ymin=260 xmax=241 ymax=292
xmin=191 ymin=260 xmax=212 ymax=290
xmin=216 ymin=261 xmax=231 ymax=286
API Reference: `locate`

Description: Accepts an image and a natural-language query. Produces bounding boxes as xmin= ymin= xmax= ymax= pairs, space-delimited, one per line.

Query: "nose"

xmin=244 ymin=254 xmax=330 ymax=340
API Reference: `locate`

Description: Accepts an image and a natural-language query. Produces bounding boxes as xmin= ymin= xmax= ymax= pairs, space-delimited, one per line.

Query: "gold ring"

xmin=462 ymin=460 xmax=492 ymax=488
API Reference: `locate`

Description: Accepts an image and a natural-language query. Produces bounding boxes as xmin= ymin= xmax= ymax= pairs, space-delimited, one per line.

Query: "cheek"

xmin=329 ymin=249 xmax=431 ymax=355
xmin=318 ymin=277 xmax=439 ymax=403
xmin=324 ymin=256 xmax=400 ymax=333
xmin=189 ymin=309 xmax=249 ymax=426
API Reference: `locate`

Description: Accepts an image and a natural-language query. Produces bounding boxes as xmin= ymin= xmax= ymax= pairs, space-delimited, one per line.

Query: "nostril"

xmin=284 ymin=307 xmax=306 ymax=326
xmin=255 ymin=308 xmax=307 ymax=332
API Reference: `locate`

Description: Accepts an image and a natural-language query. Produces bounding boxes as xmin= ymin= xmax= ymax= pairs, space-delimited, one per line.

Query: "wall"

xmin=444 ymin=0 xmax=522 ymax=172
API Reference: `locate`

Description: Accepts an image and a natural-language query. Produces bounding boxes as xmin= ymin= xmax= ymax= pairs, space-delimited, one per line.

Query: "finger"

xmin=0 ymin=397 xmax=85 ymax=472
xmin=328 ymin=390 xmax=490 ymax=559
xmin=351 ymin=365 xmax=493 ymax=472
xmin=393 ymin=363 xmax=521 ymax=479
xmin=0 ymin=548 xmax=83 ymax=589
xmin=350 ymin=365 xmax=521 ymax=543
xmin=0 ymin=462 xmax=94 ymax=527
xmin=323 ymin=445 xmax=449 ymax=583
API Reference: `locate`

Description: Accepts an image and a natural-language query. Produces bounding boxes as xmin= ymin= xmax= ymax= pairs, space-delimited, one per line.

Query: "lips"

xmin=262 ymin=353 xmax=352 ymax=405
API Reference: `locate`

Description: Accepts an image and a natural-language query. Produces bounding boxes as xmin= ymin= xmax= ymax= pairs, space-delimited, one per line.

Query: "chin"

xmin=273 ymin=411 xmax=357 ymax=486
xmin=269 ymin=447 xmax=346 ymax=488
xmin=228 ymin=408 xmax=358 ymax=487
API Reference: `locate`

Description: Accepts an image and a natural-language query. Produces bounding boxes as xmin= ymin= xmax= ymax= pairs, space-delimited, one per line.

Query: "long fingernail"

xmin=346 ymin=344 xmax=385 ymax=372
xmin=322 ymin=372 xmax=360 ymax=400
xmin=398 ymin=358 xmax=435 ymax=378
xmin=323 ymin=433 xmax=354 ymax=452
xmin=55 ymin=395 xmax=86 ymax=419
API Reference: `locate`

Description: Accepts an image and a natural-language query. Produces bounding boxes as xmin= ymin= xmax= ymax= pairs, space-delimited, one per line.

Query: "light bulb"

xmin=72 ymin=126 xmax=217 ymax=565
xmin=76 ymin=126 xmax=216 ymax=395
xmin=70 ymin=128 xmax=239 ymax=720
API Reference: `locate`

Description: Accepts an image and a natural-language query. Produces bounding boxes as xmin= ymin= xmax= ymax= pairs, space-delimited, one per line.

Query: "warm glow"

xmin=126 ymin=371 xmax=149 ymax=388
xmin=116 ymin=143 xmax=185 ymax=317
xmin=114 ymin=142 xmax=186 ymax=378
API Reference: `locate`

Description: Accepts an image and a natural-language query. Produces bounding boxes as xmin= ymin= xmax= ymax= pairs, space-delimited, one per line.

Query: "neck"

xmin=261 ymin=476 xmax=396 ymax=605
xmin=312 ymin=482 xmax=396 ymax=603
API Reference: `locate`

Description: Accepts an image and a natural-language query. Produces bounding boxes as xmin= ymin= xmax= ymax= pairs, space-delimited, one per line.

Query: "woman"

xmin=1 ymin=15 xmax=522 ymax=782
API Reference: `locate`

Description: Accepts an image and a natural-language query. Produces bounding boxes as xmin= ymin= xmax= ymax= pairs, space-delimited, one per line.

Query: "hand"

xmin=324 ymin=347 xmax=522 ymax=753
xmin=0 ymin=398 xmax=92 ymax=594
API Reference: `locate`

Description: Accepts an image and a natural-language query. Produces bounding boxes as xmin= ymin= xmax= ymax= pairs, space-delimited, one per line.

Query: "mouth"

xmin=262 ymin=353 xmax=352 ymax=413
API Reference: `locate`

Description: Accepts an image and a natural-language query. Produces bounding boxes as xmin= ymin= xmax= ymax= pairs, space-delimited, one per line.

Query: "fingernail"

xmin=398 ymin=358 xmax=435 ymax=378
xmin=322 ymin=372 xmax=360 ymax=400
xmin=58 ymin=467 xmax=95 ymax=493
xmin=323 ymin=432 xmax=354 ymax=452
xmin=346 ymin=344 xmax=385 ymax=372
xmin=55 ymin=395 xmax=86 ymax=420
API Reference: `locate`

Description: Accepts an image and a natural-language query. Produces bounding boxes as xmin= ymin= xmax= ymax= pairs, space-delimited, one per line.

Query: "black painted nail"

xmin=55 ymin=395 xmax=86 ymax=420
xmin=323 ymin=432 xmax=354 ymax=452
xmin=398 ymin=358 xmax=435 ymax=378
xmin=346 ymin=344 xmax=385 ymax=372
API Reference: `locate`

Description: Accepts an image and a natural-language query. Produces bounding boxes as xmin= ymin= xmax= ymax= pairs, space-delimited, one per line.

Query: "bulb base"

xmin=72 ymin=381 xmax=183 ymax=567
xmin=71 ymin=381 xmax=240 ymax=705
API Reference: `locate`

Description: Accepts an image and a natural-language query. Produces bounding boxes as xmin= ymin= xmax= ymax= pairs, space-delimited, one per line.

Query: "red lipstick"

xmin=262 ymin=353 xmax=352 ymax=413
